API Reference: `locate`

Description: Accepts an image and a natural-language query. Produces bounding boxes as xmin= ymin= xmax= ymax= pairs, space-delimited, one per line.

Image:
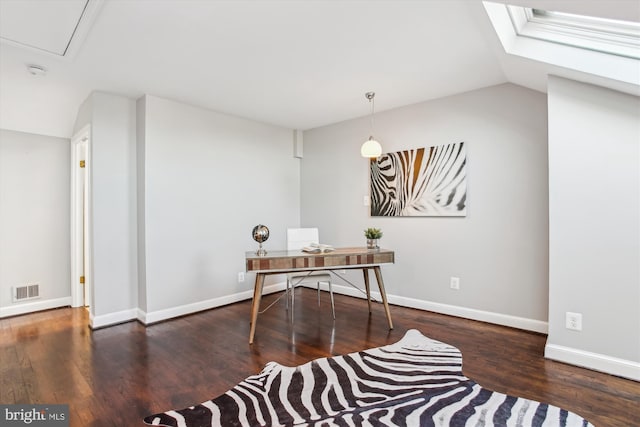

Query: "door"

xmin=71 ymin=126 xmax=92 ymax=310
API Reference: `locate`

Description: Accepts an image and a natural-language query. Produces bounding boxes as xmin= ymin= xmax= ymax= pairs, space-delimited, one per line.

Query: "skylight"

xmin=507 ymin=6 xmax=640 ymax=60
xmin=482 ymin=2 xmax=640 ymax=87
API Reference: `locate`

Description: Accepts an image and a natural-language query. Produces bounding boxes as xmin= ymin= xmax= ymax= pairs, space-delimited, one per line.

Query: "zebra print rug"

xmin=144 ymin=329 xmax=593 ymax=426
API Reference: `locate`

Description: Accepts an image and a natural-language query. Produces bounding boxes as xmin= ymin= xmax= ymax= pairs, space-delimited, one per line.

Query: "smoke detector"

xmin=27 ymin=64 xmax=47 ymax=76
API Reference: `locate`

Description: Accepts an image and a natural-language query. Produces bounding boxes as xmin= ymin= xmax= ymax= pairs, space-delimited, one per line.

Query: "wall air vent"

xmin=13 ymin=284 xmax=40 ymax=302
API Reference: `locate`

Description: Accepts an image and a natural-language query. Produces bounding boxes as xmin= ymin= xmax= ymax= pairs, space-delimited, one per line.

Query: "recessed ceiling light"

xmin=27 ymin=64 xmax=47 ymax=76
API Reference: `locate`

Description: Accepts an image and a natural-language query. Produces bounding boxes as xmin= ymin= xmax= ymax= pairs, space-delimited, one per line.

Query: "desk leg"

xmin=373 ymin=266 xmax=393 ymax=330
xmin=249 ymin=273 xmax=265 ymax=344
xmin=362 ymin=268 xmax=372 ymax=313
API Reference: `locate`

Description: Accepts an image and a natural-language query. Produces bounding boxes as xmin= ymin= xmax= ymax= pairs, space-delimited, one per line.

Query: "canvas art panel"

xmin=370 ymin=142 xmax=467 ymax=217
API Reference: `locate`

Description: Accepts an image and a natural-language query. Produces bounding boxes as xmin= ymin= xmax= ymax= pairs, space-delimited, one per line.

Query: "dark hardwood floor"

xmin=1 ymin=289 xmax=638 ymax=426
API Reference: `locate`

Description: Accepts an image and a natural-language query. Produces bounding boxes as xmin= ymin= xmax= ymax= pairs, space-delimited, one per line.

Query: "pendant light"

xmin=361 ymin=92 xmax=382 ymax=158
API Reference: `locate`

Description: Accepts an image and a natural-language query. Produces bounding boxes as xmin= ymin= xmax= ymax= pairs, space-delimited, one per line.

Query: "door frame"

xmin=70 ymin=124 xmax=92 ymax=309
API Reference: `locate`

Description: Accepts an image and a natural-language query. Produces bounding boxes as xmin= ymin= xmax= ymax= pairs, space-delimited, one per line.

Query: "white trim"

xmin=85 ymin=280 xmax=546 ymax=333
xmin=389 ymin=294 xmax=548 ymax=334
xmin=138 ymin=282 xmax=288 ymax=325
xmin=90 ymin=308 xmax=138 ymax=329
xmin=545 ymin=343 xmax=640 ymax=382
xmin=68 ymin=282 xmax=640 ymax=382
xmin=327 ymin=283 xmax=548 ymax=333
xmin=0 ymin=297 xmax=72 ymax=318
xmin=70 ymin=124 xmax=92 ymax=309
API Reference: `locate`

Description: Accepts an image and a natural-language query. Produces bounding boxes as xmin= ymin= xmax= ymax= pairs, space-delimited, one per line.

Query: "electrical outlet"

xmin=566 ymin=312 xmax=582 ymax=331
xmin=450 ymin=277 xmax=460 ymax=290
xmin=238 ymin=272 xmax=245 ymax=283
xmin=363 ymin=195 xmax=370 ymax=206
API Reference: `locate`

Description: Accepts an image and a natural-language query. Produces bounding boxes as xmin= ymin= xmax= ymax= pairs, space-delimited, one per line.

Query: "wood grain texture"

xmin=1 ymin=290 xmax=638 ymax=427
xmin=246 ymin=247 xmax=394 ymax=272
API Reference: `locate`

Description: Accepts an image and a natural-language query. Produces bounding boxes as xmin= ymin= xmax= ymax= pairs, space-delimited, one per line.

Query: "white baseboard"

xmin=12 ymin=284 xmax=636 ymax=382
xmin=138 ymin=282 xmax=287 ymax=325
xmin=0 ymin=284 xmax=547 ymax=336
xmin=545 ymin=343 xmax=640 ymax=382
xmin=90 ymin=308 xmax=139 ymax=329
xmin=0 ymin=297 xmax=72 ymax=318
xmin=327 ymin=283 xmax=549 ymax=334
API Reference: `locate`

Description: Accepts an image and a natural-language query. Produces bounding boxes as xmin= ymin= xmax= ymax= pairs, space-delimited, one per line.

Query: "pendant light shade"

xmin=361 ymin=92 xmax=382 ymax=158
xmin=361 ymin=136 xmax=382 ymax=158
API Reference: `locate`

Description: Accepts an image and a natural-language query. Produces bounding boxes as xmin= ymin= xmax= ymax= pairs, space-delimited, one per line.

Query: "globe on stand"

xmin=252 ymin=224 xmax=270 ymax=256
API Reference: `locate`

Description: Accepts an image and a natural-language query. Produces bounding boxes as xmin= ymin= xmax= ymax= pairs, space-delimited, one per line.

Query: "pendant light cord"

xmin=366 ymin=91 xmax=376 ymax=138
xmin=370 ymin=96 xmax=375 ymax=137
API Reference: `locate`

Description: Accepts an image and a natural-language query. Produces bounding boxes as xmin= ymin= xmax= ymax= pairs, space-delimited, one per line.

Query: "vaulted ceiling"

xmin=1 ymin=0 xmax=638 ymax=139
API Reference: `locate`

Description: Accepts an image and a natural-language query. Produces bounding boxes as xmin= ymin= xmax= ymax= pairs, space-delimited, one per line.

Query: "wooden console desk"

xmin=245 ymin=247 xmax=394 ymax=344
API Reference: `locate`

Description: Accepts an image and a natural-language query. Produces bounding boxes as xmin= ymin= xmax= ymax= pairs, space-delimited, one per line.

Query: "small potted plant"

xmin=364 ymin=227 xmax=383 ymax=249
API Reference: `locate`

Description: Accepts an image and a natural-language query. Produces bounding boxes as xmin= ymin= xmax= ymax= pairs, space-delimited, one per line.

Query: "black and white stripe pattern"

xmin=145 ymin=330 xmax=593 ymax=426
xmin=370 ymin=142 xmax=467 ymax=217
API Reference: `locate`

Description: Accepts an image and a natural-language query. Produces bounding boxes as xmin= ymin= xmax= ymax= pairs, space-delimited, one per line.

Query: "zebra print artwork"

xmin=144 ymin=329 xmax=593 ymax=427
xmin=370 ymin=142 xmax=467 ymax=216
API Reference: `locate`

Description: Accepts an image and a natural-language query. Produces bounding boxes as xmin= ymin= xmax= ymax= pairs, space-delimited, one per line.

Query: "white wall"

xmin=91 ymin=93 xmax=138 ymax=320
xmin=73 ymin=92 xmax=138 ymax=326
xmin=0 ymin=129 xmax=71 ymax=316
xmin=69 ymin=92 xmax=299 ymax=326
xmin=546 ymin=76 xmax=640 ymax=380
xmin=138 ymin=95 xmax=299 ymax=320
xmin=302 ymin=83 xmax=549 ymax=331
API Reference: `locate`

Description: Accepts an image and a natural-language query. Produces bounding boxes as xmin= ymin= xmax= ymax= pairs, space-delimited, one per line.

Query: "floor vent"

xmin=13 ymin=284 xmax=40 ymax=302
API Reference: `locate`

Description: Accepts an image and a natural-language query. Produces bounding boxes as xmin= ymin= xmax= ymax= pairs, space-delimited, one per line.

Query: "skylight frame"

xmin=506 ymin=5 xmax=640 ymax=60
xmin=482 ymin=1 xmax=640 ymax=90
